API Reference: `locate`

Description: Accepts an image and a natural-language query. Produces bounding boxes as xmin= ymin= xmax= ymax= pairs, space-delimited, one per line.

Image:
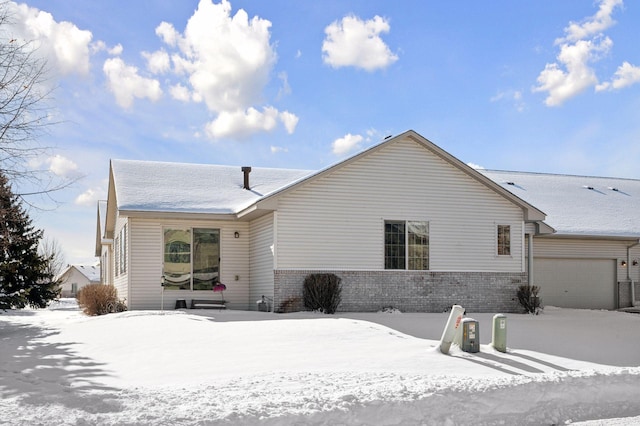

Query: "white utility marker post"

xmin=491 ymin=314 xmax=507 ymax=353
xmin=439 ymin=304 xmax=465 ymax=354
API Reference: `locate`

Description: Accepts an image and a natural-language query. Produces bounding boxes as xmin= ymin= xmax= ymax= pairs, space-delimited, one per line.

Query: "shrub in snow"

xmin=276 ymin=296 xmax=300 ymax=313
xmin=303 ymin=273 xmax=342 ymax=314
xmin=77 ymin=284 xmax=126 ymax=316
xmin=379 ymin=306 xmax=402 ymax=314
xmin=517 ymin=284 xmax=542 ymax=314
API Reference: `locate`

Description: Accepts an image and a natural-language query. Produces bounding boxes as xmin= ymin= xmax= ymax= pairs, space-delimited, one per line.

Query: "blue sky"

xmin=5 ymin=0 xmax=640 ymax=265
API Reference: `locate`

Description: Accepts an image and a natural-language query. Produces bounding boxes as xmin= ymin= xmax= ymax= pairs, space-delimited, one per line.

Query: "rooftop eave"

xmin=236 ymin=199 xmax=278 ymax=221
xmin=537 ymin=232 xmax=640 ymax=241
xmin=120 ymin=209 xmax=237 ymax=221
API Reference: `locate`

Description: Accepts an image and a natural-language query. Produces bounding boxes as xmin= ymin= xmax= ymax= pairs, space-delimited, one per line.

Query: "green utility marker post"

xmin=491 ymin=314 xmax=507 ymax=353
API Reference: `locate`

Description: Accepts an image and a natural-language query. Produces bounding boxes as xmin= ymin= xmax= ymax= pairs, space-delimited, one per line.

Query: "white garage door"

xmin=533 ymin=258 xmax=616 ymax=310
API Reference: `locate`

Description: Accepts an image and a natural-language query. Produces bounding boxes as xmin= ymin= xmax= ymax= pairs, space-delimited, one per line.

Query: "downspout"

xmin=527 ymin=233 xmax=534 ymax=287
xmin=627 ymin=240 xmax=640 ymax=307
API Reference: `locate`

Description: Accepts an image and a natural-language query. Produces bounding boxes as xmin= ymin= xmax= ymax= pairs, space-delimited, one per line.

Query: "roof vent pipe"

xmin=241 ymin=166 xmax=252 ymax=190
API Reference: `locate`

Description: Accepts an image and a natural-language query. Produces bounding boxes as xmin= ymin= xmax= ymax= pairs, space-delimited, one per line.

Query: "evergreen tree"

xmin=0 ymin=172 xmax=59 ymax=310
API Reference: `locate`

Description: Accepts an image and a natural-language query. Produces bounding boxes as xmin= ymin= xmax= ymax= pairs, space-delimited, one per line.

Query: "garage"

xmin=533 ymin=258 xmax=616 ymax=310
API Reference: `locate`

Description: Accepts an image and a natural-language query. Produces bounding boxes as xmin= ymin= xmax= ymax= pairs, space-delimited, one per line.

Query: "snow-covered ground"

xmin=1 ymin=299 xmax=640 ymax=425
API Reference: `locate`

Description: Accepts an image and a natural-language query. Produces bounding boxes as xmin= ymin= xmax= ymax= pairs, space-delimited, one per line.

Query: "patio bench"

xmin=190 ymin=299 xmax=226 ymax=310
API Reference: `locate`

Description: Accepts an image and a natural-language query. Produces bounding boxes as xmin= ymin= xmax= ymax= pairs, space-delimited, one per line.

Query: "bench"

xmin=190 ymin=299 xmax=226 ymax=310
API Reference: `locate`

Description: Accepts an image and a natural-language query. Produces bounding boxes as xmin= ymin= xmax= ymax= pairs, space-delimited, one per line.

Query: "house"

xmin=56 ymin=264 xmax=101 ymax=297
xmin=479 ymin=170 xmax=640 ymax=310
xmin=95 ymin=130 xmax=639 ymax=312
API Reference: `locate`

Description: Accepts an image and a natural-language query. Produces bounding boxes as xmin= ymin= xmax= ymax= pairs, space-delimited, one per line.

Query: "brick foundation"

xmin=274 ymin=269 xmax=527 ymax=313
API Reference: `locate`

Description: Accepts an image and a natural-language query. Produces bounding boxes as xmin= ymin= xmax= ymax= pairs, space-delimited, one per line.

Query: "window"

xmin=385 ymin=220 xmax=429 ymax=270
xmin=120 ymin=224 xmax=128 ymax=275
xmin=114 ymin=235 xmax=120 ymax=277
xmin=115 ymin=224 xmax=128 ymax=276
xmin=163 ymin=228 xmax=219 ymax=291
xmin=497 ymin=225 xmax=511 ymax=256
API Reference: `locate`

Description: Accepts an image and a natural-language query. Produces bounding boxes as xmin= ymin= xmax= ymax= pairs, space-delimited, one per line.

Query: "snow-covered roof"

xmin=98 ymin=200 xmax=107 ymax=236
xmin=110 ymin=159 xmax=313 ymax=214
xmin=480 ymin=170 xmax=640 ymax=238
xmin=75 ymin=265 xmax=101 ymax=282
xmin=57 ymin=264 xmax=101 ymax=282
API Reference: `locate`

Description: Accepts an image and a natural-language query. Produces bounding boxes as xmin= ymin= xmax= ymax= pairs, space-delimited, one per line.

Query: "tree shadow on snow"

xmin=0 ymin=319 xmax=123 ymax=413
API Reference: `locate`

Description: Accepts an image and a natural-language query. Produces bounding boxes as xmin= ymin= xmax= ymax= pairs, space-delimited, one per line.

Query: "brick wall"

xmin=617 ymin=280 xmax=640 ymax=308
xmin=274 ymin=269 xmax=526 ymax=313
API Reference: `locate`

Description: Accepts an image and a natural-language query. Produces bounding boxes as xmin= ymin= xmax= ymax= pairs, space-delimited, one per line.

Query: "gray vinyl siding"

xmin=127 ymin=218 xmax=249 ymax=310
xmin=249 ymin=213 xmax=275 ymax=310
xmin=274 ymin=138 xmax=524 ymax=272
xmin=532 ymin=237 xmax=640 ymax=285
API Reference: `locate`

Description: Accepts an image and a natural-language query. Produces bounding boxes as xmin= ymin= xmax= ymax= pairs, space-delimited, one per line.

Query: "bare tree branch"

xmin=0 ymin=2 xmax=77 ymax=207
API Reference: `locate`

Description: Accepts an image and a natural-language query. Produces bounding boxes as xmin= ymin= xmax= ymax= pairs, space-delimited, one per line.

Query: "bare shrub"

xmin=76 ymin=284 xmax=126 ymax=316
xmin=275 ymin=297 xmax=300 ymax=314
xmin=303 ymin=273 xmax=342 ymax=314
xmin=517 ymin=284 xmax=542 ymax=314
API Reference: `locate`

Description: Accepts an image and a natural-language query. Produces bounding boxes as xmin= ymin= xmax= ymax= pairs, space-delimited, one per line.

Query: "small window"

xmin=385 ymin=220 xmax=429 ymax=270
xmin=497 ymin=225 xmax=511 ymax=256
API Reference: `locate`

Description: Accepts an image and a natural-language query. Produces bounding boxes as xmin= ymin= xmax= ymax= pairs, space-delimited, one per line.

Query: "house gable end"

xmin=249 ymin=130 xmax=546 ymax=225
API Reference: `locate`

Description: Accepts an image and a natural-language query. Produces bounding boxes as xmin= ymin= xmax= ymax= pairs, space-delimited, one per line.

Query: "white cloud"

xmin=279 ymin=111 xmax=299 ymax=134
xmin=533 ymin=0 xmax=627 ymax=106
xmin=490 ymin=90 xmax=525 ymax=111
xmin=467 ymin=162 xmax=485 ymax=170
xmin=103 ymin=57 xmax=162 ymax=108
xmin=277 ymin=71 xmax=291 ymax=99
xmin=322 ymin=15 xmax=398 ymax=71
xmin=156 ymin=21 xmax=179 ymax=47
xmin=148 ymin=0 xmax=295 ymax=139
xmin=332 ymin=133 xmax=364 ymax=155
xmin=534 ymin=38 xmax=611 ymax=106
xmin=596 ymin=61 xmax=640 ymax=91
xmin=559 ymin=0 xmax=623 ymax=43
xmin=169 ymin=83 xmax=191 ymax=102
xmin=74 ymin=187 xmax=103 ymax=207
xmin=28 ymin=154 xmax=79 ymax=177
xmin=206 ymin=107 xmax=284 ymax=139
xmin=47 ymin=154 xmax=78 ymax=177
xmin=161 ymin=0 xmax=276 ymax=112
xmin=143 ymin=50 xmax=170 ymax=74
xmin=6 ymin=2 xmax=93 ymax=76
xmin=270 ymin=146 xmax=288 ymax=154
xmin=206 ymin=107 xmax=298 ymax=139
xmin=108 ymin=43 xmax=124 ymax=56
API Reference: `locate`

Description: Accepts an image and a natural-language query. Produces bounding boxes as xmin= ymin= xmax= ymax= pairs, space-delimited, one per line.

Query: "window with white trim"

xmin=384 ymin=220 xmax=429 ymax=270
xmin=115 ymin=224 xmax=128 ymax=276
xmin=497 ymin=225 xmax=511 ymax=256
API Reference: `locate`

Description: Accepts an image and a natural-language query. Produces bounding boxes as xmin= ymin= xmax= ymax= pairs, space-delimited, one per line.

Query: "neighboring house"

xmin=95 ymin=130 xmax=639 ymax=312
xmin=57 ymin=265 xmax=101 ymax=297
xmin=479 ymin=170 xmax=640 ymax=310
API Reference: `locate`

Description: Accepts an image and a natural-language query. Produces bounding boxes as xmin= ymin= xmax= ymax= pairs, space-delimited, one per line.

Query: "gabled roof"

xmin=480 ymin=170 xmax=640 ymax=238
xmin=102 ymin=131 xmax=548 ymax=233
xmin=57 ymin=264 xmax=101 ymax=283
xmin=95 ymin=200 xmax=107 ymax=256
xmin=110 ymin=159 xmax=313 ymax=215
xmin=246 ymin=130 xmax=547 ymax=223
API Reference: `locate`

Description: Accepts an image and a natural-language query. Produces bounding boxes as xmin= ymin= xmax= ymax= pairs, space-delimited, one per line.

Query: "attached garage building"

xmin=481 ymin=170 xmax=640 ymax=310
xmin=534 ymin=258 xmax=616 ymax=310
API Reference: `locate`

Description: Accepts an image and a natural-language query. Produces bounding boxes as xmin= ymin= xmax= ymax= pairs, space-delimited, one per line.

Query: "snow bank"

xmin=1 ymin=301 xmax=640 ymax=425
